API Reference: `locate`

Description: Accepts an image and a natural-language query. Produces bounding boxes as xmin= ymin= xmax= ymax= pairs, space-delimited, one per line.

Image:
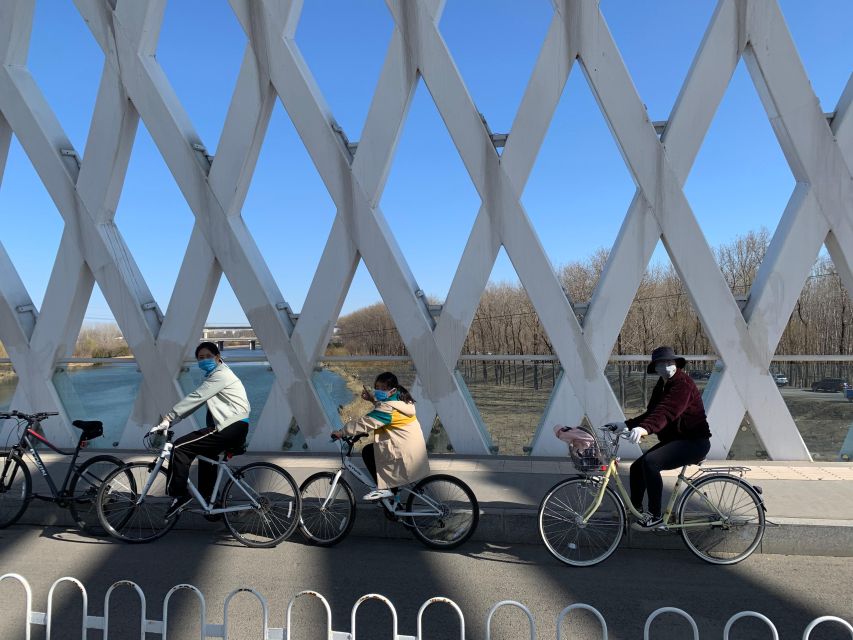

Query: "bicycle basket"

xmin=554 ymin=425 xmax=609 ymax=473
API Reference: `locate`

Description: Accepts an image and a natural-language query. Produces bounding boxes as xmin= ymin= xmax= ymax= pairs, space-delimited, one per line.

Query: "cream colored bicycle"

xmin=538 ymin=424 xmax=766 ymax=566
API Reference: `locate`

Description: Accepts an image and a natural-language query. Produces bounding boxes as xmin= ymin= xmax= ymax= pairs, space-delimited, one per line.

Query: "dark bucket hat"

xmin=646 ymin=346 xmax=687 ymax=374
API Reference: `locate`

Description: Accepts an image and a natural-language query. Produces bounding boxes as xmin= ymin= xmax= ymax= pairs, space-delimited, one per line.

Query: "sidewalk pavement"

xmin=17 ymin=452 xmax=853 ymax=556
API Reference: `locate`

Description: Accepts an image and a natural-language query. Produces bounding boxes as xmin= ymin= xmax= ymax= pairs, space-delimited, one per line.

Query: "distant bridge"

xmin=202 ymin=325 xmax=261 ymax=351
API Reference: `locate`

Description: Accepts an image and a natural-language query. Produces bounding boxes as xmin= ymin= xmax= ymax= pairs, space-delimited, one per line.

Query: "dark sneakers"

xmin=631 ymin=513 xmax=665 ymax=531
xmin=165 ymin=495 xmax=193 ymax=520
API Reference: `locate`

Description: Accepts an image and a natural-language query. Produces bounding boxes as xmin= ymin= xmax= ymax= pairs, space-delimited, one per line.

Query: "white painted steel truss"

xmin=0 ymin=0 xmax=850 ymax=459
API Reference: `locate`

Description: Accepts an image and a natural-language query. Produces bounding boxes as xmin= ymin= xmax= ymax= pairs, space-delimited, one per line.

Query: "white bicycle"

xmin=96 ymin=429 xmax=301 ymax=548
xmin=298 ymin=433 xmax=479 ymax=549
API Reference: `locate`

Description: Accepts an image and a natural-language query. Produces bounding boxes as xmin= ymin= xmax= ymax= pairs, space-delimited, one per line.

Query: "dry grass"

xmin=318 ymin=362 xmax=853 ymax=459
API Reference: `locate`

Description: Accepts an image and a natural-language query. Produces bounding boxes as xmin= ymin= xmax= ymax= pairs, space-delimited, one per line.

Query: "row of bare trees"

xmin=334 ymin=229 xmax=853 ymax=363
xmin=1 ymin=229 xmax=846 ymax=370
xmin=74 ymin=324 xmax=131 ymax=358
xmin=0 ymin=323 xmax=131 ymax=359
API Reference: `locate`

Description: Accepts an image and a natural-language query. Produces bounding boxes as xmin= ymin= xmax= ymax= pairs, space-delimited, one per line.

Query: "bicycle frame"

xmin=135 ymin=442 xmax=260 ymax=515
xmin=580 ymin=433 xmax=743 ymax=530
xmin=5 ymin=421 xmax=87 ymax=501
xmin=323 ymin=440 xmax=444 ymax=519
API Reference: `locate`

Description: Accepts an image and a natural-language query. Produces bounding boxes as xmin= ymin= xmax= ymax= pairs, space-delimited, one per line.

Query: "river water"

xmin=0 ymin=349 xmax=353 ymax=447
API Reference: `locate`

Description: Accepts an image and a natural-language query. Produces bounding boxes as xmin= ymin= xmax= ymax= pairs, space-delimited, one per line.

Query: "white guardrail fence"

xmin=2 ymin=574 xmax=852 ymax=639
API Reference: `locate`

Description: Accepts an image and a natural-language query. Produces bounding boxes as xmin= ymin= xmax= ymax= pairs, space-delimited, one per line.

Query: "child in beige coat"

xmin=332 ymin=371 xmax=430 ymax=500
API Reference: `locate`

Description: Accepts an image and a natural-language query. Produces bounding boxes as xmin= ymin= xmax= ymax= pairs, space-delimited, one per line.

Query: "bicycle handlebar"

xmin=334 ymin=433 xmax=368 ymax=444
xmin=331 ymin=433 xmax=368 ymax=457
xmin=0 ymin=410 xmax=59 ymax=421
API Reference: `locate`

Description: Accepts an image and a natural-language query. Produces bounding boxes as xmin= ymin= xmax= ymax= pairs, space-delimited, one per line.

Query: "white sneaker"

xmin=363 ymin=489 xmax=394 ymax=501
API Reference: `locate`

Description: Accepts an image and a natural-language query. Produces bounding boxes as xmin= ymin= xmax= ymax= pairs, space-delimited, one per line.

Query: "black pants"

xmin=362 ymin=443 xmax=377 ymax=483
xmin=630 ymin=438 xmax=711 ymax=518
xmin=167 ymin=421 xmax=248 ymax=500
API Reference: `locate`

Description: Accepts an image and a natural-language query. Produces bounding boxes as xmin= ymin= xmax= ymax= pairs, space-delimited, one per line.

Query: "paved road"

xmin=0 ymin=525 xmax=850 ymax=639
xmin=780 ymin=387 xmax=850 ymax=403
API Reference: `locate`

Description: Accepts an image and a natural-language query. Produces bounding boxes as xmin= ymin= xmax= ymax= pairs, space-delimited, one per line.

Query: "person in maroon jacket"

xmin=625 ymin=346 xmax=712 ymax=530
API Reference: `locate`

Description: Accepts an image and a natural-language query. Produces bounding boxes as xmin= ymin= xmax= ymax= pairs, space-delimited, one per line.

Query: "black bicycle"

xmin=0 ymin=410 xmax=125 ymax=534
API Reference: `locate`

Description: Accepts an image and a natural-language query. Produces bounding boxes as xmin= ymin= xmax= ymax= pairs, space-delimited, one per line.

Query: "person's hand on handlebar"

xmin=627 ymin=426 xmax=648 ymax=444
xmin=150 ymin=417 xmax=170 ymax=433
xmin=330 ymin=429 xmax=343 ymax=441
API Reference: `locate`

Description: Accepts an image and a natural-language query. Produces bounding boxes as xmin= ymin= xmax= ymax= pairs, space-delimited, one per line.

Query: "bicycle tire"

xmin=298 ymin=471 xmax=356 ymax=546
xmin=405 ymin=474 xmax=479 ymax=550
xmin=96 ymin=462 xmax=176 ymax=543
xmin=222 ymin=462 xmax=301 ymax=548
xmin=0 ymin=453 xmax=31 ymax=528
xmin=538 ymin=477 xmax=626 ymax=567
xmin=678 ymin=474 xmax=765 ymax=565
xmin=68 ymin=454 xmax=125 ymax=535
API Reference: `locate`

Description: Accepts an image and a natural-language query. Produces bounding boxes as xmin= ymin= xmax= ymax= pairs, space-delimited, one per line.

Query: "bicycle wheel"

xmin=223 ymin=462 xmax=301 ymax=548
xmin=299 ymin=472 xmax=356 ymax=546
xmin=538 ymin=477 xmax=626 ymax=567
xmin=405 ymin=474 xmax=479 ymax=550
xmin=0 ymin=453 xmax=31 ymax=528
xmin=96 ymin=463 xmax=176 ymax=543
xmin=678 ymin=474 xmax=765 ymax=565
xmin=69 ymin=455 xmax=125 ymax=535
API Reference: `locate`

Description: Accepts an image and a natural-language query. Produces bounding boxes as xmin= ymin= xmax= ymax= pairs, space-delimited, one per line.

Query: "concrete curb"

xmin=15 ymin=501 xmax=853 ymax=557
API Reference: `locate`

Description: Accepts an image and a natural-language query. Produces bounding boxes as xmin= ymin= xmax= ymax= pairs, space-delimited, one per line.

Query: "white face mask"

xmin=655 ymin=363 xmax=677 ymax=379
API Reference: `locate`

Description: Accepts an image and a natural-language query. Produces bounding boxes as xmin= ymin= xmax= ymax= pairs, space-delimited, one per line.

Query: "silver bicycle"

xmin=299 ymin=433 xmax=479 ymax=549
xmin=95 ymin=429 xmax=301 ymax=547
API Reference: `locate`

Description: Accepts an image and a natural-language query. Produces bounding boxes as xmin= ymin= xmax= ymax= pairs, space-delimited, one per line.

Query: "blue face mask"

xmin=198 ymin=358 xmax=218 ymax=375
xmin=373 ymin=389 xmax=393 ymax=402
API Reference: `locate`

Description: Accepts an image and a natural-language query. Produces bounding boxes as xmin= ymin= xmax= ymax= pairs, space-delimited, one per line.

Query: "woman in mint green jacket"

xmin=151 ymin=341 xmax=250 ymax=519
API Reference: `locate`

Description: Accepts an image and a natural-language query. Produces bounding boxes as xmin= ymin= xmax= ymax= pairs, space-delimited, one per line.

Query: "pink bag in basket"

xmin=554 ymin=424 xmax=605 ymax=472
xmin=553 ymin=424 xmax=596 ymax=451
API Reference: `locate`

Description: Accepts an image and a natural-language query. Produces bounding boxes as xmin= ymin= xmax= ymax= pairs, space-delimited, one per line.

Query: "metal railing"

xmin=2 ymin=573 xmax=852 ymax=639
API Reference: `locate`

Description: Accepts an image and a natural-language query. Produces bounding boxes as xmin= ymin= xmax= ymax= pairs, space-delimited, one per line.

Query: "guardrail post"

xmin=0 ymin=573 xmax=34 ymax=640
xmin=103 ymin=580 xmax=147 ymax=640
xmin=285 ymin=590 xmax=334 ymax=640
xmin=485 ymin=601 xmax=536 ymax=640
xmin=723 ymin=611 xmax=779 ymax=639
xmin=643 ymin=607 xmax=699 ymax=640
xmin=46 ymin=577 xmax=88 ymax=639
xmin=162 ymin=584 xmax=207 ymax=640
xmin=556 ymin=603 xmax=608 ymax=639
xmin=416 ymin=597 xmax=465 ymax=639
xmin=351 ymin=593 xmax=400 ymax=640
xmin=802 ymin=616 xmax=853 ymax=639
xmin=222 ymin=587 xmax=270 ymax=640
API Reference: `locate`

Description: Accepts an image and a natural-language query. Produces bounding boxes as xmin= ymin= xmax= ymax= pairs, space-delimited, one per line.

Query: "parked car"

xmin=772 ymin=373 xmax=788 ymax=386
xmin=688 ymin=370 xmax=712 ymax=380
xmin=812 ymin=378 xmax=849 ymax=393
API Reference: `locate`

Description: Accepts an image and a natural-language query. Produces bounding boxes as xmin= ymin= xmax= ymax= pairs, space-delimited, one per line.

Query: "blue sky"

xmin=1 ymin=0 xmax=850 ymax=327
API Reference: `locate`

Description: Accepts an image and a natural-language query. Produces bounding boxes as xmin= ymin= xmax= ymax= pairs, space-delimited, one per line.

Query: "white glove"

xmin=627 ymin=427 xmax=648 ymax=444
xmin=150 ymin=418 xmax=170 ymax=433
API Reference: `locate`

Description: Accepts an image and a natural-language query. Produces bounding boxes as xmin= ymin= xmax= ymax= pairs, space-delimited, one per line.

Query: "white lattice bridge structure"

xmin=0 ymin=0 xmax=850 ymax=460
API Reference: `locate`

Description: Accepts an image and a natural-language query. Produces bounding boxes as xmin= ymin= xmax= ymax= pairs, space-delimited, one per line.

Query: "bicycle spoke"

xmin=538 ymin=479 xmax=624 ymax=566
xmin=224 ymin=464 xmax=299 ymax=547
xmin=406 ymin=476 xmax=478 ymax=549
xmin=679 ymin=476 xmax=764 ymax=564
xmin=97 ymin=464 xmax=173 ymax=543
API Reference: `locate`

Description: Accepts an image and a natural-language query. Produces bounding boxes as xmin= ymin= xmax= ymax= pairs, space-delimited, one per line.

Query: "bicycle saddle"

xmin=223 ymin=441 xmax=247 ymax=460
xmin=72 ymin=420 xmax=103 ymax=439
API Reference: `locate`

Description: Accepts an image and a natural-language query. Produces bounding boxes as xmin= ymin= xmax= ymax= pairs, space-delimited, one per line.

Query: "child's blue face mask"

xmin=373 ymin=388 xmax=393 ymax=401
xmin=198 ymin=358 xmax=217 ymax=375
